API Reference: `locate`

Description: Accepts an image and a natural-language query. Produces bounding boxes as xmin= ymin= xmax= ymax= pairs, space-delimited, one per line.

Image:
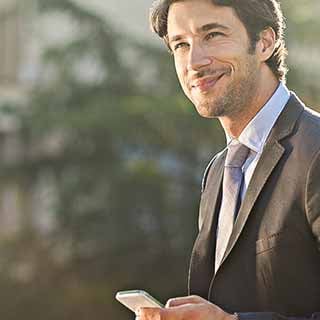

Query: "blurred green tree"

xmin=282 ymin=0 xmax=320 ymax=108
xmin=0 ymin=0 xmax=318 ymax=319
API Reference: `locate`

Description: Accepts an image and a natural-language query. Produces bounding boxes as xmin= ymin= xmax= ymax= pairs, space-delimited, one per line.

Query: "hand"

xmin=137 ymin=295 xmax=237 ymax=320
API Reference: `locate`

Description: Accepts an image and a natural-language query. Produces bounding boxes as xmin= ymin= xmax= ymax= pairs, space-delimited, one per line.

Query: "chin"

xmin=195 ymin=106 xmax=217 ymax=119
xmin=191 ymin=95 xmax=220 ymax=118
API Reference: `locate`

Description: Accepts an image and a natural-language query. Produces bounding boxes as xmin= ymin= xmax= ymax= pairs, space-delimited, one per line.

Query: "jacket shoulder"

xmin=201 ymin=148 xmax=226 ymax=193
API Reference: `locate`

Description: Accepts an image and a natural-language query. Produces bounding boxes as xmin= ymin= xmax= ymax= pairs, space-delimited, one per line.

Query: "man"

xmin=139 ymin=0 xmax=320 ymax=319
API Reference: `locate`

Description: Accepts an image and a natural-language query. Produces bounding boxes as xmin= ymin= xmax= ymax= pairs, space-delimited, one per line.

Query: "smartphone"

xmin=116 ymin=290 xmax=164 ymax=314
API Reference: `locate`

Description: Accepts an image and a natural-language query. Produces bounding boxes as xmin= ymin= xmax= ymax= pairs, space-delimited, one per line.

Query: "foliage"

xmin=0 ymin=0 xmax=319 ymax=319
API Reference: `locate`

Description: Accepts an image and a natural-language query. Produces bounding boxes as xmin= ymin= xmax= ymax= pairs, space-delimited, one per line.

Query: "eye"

xmin=173 ymin=42 xmax=189 ymax=51
xmin=205 ymin=31 xmax=224 ymax=40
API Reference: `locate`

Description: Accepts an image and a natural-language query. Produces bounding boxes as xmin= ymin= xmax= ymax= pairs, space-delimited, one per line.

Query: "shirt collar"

xmin=226 ymin=82 xmax=290 ymax=154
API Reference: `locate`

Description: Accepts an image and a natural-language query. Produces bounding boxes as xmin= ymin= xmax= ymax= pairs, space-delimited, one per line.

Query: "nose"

xmin=187 ymin=43 xmax=212 ymax=71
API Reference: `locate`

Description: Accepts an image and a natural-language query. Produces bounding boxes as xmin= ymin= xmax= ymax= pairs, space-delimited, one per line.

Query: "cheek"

xmin=174 ymin=60 xmax=188 ymax=90
xmin=207 ymin=44 xmax=248 ymax=71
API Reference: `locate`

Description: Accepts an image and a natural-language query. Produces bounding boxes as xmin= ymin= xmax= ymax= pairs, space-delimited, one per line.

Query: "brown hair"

xmin=150 ymin=0 xmax=288 ymax=81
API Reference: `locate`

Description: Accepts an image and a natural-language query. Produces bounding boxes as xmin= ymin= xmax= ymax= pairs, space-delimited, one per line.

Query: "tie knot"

xmin=225 ymin=142 xmax=249 ymax=168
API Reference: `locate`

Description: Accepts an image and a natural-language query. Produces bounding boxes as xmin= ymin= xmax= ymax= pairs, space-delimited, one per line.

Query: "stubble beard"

xmin=195 ymin=58 xmax=259 ymax=119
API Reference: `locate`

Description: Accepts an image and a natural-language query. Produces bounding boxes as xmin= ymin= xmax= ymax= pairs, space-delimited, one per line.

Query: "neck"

xmin=220 ymin=74 xmax=279 ymax=139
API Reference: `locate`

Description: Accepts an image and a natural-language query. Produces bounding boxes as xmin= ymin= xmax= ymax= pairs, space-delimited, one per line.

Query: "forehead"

xmin=167 ymin=0 xmax=246 ymax=37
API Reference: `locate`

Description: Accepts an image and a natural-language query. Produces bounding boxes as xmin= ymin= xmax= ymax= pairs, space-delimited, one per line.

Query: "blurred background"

xmin=0 ymin=0 xmax=319 ymax=319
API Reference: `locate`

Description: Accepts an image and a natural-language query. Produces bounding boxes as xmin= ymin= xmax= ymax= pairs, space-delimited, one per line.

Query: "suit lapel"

xmin=219 ymin=141 xmax=285 ymax=269
xmin=217 ymin=94 xmax=305 ymax=272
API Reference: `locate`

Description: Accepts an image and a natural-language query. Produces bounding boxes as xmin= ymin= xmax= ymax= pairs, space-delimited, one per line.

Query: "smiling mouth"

xmin=192 ymin=73 xmax=225 ymax=92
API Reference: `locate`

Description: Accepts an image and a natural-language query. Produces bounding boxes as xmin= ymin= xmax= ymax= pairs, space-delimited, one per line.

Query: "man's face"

xmin=167 ymin=0 xmax=261 ymax=119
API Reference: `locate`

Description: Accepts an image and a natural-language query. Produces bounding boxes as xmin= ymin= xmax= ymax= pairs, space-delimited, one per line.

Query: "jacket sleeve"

xmin=237 ymin=312 xmax=320 ymax=320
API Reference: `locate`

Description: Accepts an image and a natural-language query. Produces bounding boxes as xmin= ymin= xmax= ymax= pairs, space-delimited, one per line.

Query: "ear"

xmin=256 ymin=27 xmax=276 ymax=62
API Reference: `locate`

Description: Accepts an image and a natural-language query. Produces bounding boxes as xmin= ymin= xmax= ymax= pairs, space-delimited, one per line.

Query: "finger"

xmin=162 ymin=303 xmax=197 ymax=319
xmin=138 ymin=307 xmax=162 ymax=320
xmin=140 ymin=303 xmax=206 ymax=320
xmin=165 ymin=295 xmax=206 ymax=308
xmin=141 ymin=306 xmax=186 ymax=320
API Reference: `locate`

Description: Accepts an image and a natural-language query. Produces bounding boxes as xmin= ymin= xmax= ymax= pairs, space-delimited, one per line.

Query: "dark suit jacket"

xmin=188 ymin=93 xmax=320 ymax=320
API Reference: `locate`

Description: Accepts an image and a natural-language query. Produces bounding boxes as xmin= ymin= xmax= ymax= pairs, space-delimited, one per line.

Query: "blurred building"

xmin=0 ymin=0 xmax=25 ymax=238
xmin=0 ymin=0 xmax=21 ymax=96
xmin=0 ymin=0 xmax=43 ymax=238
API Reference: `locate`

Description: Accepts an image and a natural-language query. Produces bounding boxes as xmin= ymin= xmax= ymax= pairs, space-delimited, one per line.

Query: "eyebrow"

xmin=168 ymin=22 xmax=229 ymax=44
